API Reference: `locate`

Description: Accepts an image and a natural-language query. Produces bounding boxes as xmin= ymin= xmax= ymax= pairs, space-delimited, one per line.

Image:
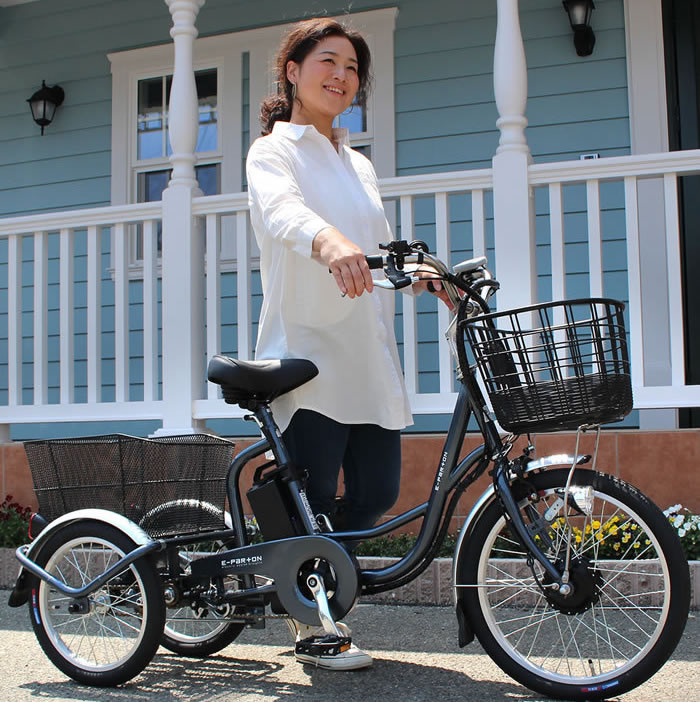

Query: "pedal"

xmin=295 ymin=635 xmax=352 ymax=657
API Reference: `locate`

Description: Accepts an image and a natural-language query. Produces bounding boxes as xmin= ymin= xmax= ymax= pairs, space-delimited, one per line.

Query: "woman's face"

xmin=287 ymin=35 xmax=360 ymax=123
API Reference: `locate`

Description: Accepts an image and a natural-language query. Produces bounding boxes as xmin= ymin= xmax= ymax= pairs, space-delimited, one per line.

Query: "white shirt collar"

xmin=272 ymin=121 xmax=350 ymax=148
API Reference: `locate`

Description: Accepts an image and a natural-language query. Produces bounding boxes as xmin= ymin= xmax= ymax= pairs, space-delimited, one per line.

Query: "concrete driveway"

xmin=0 ymin=599 xmax=697 ymax=702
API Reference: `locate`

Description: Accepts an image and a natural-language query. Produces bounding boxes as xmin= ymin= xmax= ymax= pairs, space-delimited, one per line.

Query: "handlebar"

xmin=364 ymin=240 xmax=499 ymax=316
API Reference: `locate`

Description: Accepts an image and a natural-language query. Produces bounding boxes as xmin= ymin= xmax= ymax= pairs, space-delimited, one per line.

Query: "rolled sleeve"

xmin=247 ymin=140 xmax=330 ymax=258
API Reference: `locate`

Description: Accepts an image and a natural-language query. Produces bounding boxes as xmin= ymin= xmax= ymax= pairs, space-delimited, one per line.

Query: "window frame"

xmin=109 ymin=7 xmax=397 ymax=204
xmin=108 ymin=8 xmax=397 ymax=269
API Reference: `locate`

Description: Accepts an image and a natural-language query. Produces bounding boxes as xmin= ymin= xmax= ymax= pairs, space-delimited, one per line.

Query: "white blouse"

xmin=246 ymin=121 xmax=413 ymax=432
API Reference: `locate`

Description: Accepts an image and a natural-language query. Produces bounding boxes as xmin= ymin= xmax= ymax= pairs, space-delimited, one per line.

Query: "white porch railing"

xmin=0 ymin=203 xmax=164 ymax=427
xmin=2 ymin=149 xmax=700 ymax=433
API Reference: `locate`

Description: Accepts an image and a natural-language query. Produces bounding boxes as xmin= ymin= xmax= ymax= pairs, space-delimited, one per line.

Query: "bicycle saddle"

xmin=207 ymin=355 xmax=319 ymax=404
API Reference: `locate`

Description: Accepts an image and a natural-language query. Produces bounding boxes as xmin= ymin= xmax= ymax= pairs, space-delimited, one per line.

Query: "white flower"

xmin=679 ymin=528 xmax=687 ymax=538
xmin=673 ymin=515 xmax=685 ymax=527
xmin=664 ymin=504 xmax=683 ymax=516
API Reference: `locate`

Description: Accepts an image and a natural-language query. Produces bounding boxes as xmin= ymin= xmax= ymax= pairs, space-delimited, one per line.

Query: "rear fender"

xmin=7 ymin=509 xmax=152 ymax=607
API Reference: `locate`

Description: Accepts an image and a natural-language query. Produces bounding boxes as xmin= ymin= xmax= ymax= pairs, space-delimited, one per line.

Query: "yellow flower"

xmin=596 ymin=532 xmax=604 ymax=541
xmin=592 ymin=520 xmax=601 ymax=530
xmin=631 ymin=524 xmax=638 ymax=530
xmin=613 ymin=542 xmax=620 ymax=551
xmin=633 ymin=542 xmax=640 ymax=549
xmin=585 ymin=524 xmax=591 ymax=534
xmin=610 ymin=526 xmax=618 ymax=536
xmin=575 ymin=534 xmax=582 ymax=543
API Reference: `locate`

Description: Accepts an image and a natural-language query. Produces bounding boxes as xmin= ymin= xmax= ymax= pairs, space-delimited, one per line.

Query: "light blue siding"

xmin=0 ymin=0 xmax=634 ymax=438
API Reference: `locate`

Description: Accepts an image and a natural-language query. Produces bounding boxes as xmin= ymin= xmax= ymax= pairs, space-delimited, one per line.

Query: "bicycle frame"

xmin=223 ymin=344 xmax=565 ymax=594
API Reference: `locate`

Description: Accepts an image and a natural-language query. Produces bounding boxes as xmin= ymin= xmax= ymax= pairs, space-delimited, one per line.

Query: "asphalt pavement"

xmin=0 ymin=598 xmax=697 ymax=702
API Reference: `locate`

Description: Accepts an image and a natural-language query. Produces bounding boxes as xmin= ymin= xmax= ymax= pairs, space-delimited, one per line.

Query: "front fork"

xmin=493 ymin=458 xmax=572 ymax=595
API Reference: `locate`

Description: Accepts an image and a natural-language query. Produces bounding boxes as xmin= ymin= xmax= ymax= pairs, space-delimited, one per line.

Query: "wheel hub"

xmin=543 ymin=558 xmax=603 ymax=615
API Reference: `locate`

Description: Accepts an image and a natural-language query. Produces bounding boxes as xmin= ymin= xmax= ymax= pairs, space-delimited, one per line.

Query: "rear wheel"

xmin=457 ymin=469 xmax=690 ymax=701
xmin=27 ymin=521 xmax=165 ymax=686
xmin=159 ymin=538 xmax=246 ymax=657
xmin=139 ymin=499 xmax=246 ymax=657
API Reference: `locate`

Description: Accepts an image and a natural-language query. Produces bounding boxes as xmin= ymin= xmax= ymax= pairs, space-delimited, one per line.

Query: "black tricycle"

xmin=8 ymin=239 xmax=690 ymax=700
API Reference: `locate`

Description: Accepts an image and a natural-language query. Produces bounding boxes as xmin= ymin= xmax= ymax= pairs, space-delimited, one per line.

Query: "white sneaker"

xmin=288 ymin=619 xmax=351 ymax=640
xmin=287 ymin=619 xmax=372 ymax=670
xmin=295 ymin=641 xmax=373 ymax=670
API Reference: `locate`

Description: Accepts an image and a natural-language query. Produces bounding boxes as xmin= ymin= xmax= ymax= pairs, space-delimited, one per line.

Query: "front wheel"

xmin=27 ymin=521 xmax=165 ymax=686
xmin=456 ymin=469 xmax=690 ymax=701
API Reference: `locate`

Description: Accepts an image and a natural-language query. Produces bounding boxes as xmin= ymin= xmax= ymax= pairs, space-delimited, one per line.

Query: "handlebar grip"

xmin=365 ymin=255 xmax=384 ymax=270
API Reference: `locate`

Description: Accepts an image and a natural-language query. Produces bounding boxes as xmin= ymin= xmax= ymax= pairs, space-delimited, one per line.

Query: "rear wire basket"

xmin=24 ymin=434 xmax=236 ymax=538
xmin=459 ymin=298 xmax=633 ymax=434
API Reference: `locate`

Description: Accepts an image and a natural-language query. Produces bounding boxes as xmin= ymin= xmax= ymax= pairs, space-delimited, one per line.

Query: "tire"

xmin=26 ymin=521 xmax=165 ymax=686
xmin=139 ymin=500 xmax=246 ymax=657
xmin=456 ymin=469 xmax=690 ymax=701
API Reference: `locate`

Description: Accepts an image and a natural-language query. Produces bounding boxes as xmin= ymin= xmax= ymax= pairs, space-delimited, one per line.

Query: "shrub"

xmin=0 ymin=495 xmax=31 ymax=548
xmin=352 ymin=506 xmax=700 ymax=561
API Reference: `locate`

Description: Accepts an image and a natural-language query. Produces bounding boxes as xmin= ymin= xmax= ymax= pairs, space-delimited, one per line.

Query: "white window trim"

xmin=108 ymin=7 xmax=398 ymax=210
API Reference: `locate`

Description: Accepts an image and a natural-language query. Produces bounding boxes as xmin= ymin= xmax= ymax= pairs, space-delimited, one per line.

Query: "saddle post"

xmin=244 ymin=401 xmax=320 ymax=535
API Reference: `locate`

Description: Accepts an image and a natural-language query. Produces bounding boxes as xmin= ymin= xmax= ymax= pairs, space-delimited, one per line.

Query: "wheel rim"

xmin=476 ymin=486 xmax=672 ymax=685
xmin=163 ymin=542 xmax=233 ymax=643
xmin=38 ymin=537 xmax=149 ymax=672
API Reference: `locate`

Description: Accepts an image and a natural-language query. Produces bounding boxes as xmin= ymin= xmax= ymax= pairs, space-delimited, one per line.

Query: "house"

xmin=1 ymin=0 xmax=698 ymax=521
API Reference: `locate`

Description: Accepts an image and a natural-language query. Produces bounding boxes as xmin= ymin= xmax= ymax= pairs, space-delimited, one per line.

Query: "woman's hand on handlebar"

xmin=312 ymin=227 xmax=374 ymax=298
xmin=413 ymin=266 xmax=455 ymax=309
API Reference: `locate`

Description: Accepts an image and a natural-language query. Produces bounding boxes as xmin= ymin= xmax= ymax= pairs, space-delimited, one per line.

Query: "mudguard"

xmin=7 ymin=509 xmax=152 ymax=607
xmin=451 ymin=453 xmax=588 ymax=645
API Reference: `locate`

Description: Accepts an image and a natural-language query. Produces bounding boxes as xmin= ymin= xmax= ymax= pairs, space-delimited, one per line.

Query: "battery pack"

xmin=247 ymin=476 xmax=299 ymax=540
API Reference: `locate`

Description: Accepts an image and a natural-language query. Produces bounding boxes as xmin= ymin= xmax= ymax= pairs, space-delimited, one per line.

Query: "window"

xmin=108 ymin=8 xmax=398 ymax=263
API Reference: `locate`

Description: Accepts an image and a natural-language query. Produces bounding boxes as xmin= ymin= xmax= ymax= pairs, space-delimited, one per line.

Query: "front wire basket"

xmin=24 ymin=434 xmax=236 ymax=538
xmin=459 ymin=298 xmax=633 ymax=434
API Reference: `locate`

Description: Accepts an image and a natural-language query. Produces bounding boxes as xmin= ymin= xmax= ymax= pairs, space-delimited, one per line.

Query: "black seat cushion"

xmin=207 ymin=355 xmax=318 ymax=405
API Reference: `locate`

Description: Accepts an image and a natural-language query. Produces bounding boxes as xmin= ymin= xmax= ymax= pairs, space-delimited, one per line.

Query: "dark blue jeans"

xmin=282 ymin=409 xmax=401 ymax=531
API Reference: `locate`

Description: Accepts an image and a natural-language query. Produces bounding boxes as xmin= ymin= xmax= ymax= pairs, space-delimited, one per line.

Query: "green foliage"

xmin=354 ymin=532 xmax=458 ymax=558
xmin=0 ymin=495 xmax=31 ymax=548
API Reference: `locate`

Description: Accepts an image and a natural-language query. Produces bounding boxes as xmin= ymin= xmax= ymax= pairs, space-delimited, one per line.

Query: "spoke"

xmin=599 ymin=585 xmax=661 ymax=629
xmin=578 ymin=609 xmax=641 ymax=659
xmin=501 ymin=610 xmax=561 ymax=638
xmin=524 ymin=601 xmax=550 ymax=658
xmin=564 ymin=614 xmax=588 ymax=674
xmin=597 ymin=546 xmax=659 ymax=590
xmin=594 ymin=565 xmax=663 ymax=576
xmin=96 ymin=614 xmax=142 ymax=636
xmin=51 ymin=615 xmax=86 ymax=630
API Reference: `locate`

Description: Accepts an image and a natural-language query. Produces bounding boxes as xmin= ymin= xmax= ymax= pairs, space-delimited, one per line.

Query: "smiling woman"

xmin=259 ymin=17 xmax=372 ymax=140
xmin=246 ymin=17 xmax=408 ymax=672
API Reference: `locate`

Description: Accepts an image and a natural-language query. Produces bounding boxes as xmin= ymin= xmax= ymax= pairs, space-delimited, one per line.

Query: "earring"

xmin=291 ymin=83 xmax=297 ymax=101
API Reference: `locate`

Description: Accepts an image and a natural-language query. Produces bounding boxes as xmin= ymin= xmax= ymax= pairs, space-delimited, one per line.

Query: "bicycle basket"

xmin=23 ymin=434 xmax=235 ymax=538
xmin=460 ymin=298 xmax=633 ymax=434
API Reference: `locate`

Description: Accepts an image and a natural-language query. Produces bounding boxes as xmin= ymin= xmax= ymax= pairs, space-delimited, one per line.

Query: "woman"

xmin=246 ymin=17 xmax=445 ymax=670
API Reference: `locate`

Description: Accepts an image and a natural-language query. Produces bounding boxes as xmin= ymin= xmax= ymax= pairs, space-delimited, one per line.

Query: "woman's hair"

xmin=260 ymin=17 xmax=372 ymax=135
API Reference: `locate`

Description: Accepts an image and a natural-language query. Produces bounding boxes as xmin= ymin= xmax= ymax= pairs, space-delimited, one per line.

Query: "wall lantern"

xmin=27 ymin=81 xmax=65 ymax=135
xmin=563 ymin=0 xmax=595 ymax=57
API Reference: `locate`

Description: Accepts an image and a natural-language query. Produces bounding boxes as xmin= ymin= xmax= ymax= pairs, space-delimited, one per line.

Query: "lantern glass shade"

xmin=563 ymin=0 xmax=594 ymax=28
xmin=27 ymin=81 xmax=65 ymax=134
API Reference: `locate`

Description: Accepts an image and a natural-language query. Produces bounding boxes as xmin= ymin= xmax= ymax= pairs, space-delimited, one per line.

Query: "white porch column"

xmin=625 ymin=0 xmax=677 ymax=429
xmin=157 ymin=0 xmax=207 ymax=435
xmin=492 ymin=0 xmax=536 ymax=312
